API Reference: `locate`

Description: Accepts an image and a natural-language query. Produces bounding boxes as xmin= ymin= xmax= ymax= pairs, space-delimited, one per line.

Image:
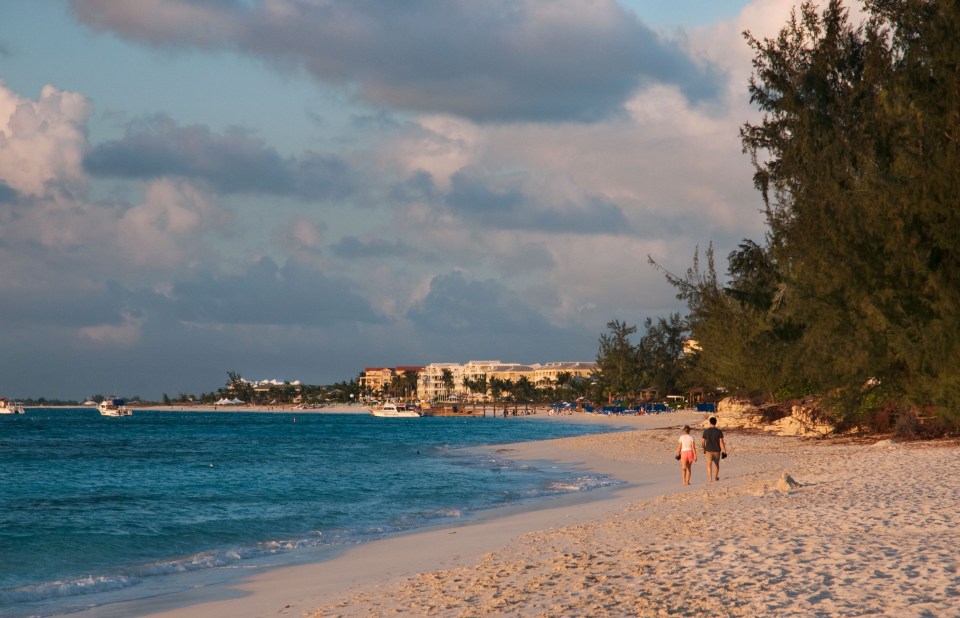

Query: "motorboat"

xmin=99 ymin=398 xmax=132 ymax=417
xmin=370 ymin=402 xmax=420 ymax=418
xmin=0 ymin=398 xmax=24 ymax=414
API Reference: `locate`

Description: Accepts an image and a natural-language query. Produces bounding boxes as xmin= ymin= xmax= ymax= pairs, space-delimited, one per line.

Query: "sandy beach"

xmin=76 ymin=411 xmax=960 ymax=618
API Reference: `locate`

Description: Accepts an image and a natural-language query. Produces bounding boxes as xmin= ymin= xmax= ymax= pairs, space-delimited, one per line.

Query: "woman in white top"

xmin=676 ymin=425 xmax=697 ymax=486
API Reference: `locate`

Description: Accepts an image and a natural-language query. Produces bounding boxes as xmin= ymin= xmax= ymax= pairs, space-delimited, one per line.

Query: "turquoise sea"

xmin=0 ymin=409 xmax=619 ymax=617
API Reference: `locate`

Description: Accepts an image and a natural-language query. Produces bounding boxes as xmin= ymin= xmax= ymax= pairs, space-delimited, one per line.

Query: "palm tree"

xmin=384 ymin=376 xmax=399 ymax=400
xmin=513 ymin=376 xmax=535 ymax=402
xmin=554 ymin=371 xmax=573 ymax=401
xmin=489 ymin=377 xmax=506 ymax=403
xmin=464 ymin=375 xmax=488 ymax=402
xmin=441 ymin=369 xmax=455 ymax=401
xmin=399 ymin=370 xmax=419 ymax=400
xmin=225 ymin=371 xmax=254 ymax=402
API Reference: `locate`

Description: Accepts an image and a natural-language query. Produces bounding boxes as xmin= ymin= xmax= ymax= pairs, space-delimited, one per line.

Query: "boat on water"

xmin=99 ymin=398 xmax=132 ymax=417
xmin=370 ymin=402 xmax=421 ymax=418
xmin=0 ymin=398 xmax=25 ymax=414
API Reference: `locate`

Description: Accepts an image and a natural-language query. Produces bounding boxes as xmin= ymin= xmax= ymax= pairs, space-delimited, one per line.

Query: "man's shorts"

xmin=706 ymin=451 xmax=722 ymax=464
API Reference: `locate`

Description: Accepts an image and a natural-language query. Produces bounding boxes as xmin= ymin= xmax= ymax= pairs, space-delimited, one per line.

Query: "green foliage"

xmin=386 ymin=370 xmax=420 ymax=399
xmin=638 ymin=313 xmax=690 ymax=395
xmin=510 ymin=376 xmax=536 ymax=402
xmin=463 ymin=374 xmax=488 ymax=399
xmin=488 ymin=376 xmax=508 ymax=402
xmin=593 ymin=317 xmax=690 ymax=402
xmin=661 ymin=0 xmax=960 ymax=430
xmin=224 ymin=371 xmax=255 ymax=402
xmin=651 ymin=245 xmax=797 ymax=400
xmin=594 ymin=320 xmax=640 ymax=401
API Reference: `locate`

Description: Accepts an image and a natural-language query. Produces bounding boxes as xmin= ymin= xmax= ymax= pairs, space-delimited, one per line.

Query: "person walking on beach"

xmin=701 ymin=416 xmax=727 ymax=482
xmin=676 ymin=425 xmax=696 ymax=486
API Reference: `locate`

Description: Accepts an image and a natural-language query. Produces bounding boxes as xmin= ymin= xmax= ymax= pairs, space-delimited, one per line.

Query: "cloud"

xmin=160 ymin=256 xmax=384 ymax=327
xmin=443 ymin=167 xmax=631 ymax=234
xmin=0 ymin=82 xmax=91 ymax=198
xmin=277 ymin=216 xmax=327 ymax=252
xmin=70 ymin=0 xmax=725 ymax=122
xmin=407 ymin=270 xmax=555 ymax=335
xmin=0 ymin=1 xmax=806 ymax=399
xmin=331 ymin=235 xmax=419 ymax=260
xmin=68 ymin=0 xmax=246 ymax=46
xmin=398 ymin=270 xmax=601 ymax=364
xmin=0 ymin=180 xmax=18 ymax=203
xmin=384 ymin=157 xmax=633 ymax=237
xmin=84 ymin=115 xmax=356 ymax=199
xmin=116 ymin=179 xmax=231 ymax=270
xmin=78 ymin=311 xmax=144 ymax=346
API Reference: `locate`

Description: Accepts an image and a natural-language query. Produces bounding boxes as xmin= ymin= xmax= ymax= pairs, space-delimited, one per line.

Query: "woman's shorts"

xmin=680 ymin=450 xmax=695 ymax=463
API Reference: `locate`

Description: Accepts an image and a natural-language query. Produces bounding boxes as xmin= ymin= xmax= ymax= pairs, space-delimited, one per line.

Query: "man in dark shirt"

xmin=701 ymin=416 xmax=727 ymax=482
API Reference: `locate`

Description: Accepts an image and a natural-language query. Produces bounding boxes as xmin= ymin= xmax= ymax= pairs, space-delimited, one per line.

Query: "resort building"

xmin=417 ymin=363 xmax=466 ymax=402
xmin=359 ymin=367 xmax=394 ymax=395
xmin=252 ymin=379 xmax=302 ymax=397
xmin=415 ymin=360 xmax=597 ymax=402
xmin=487 ymin=363 xmax=536 ymax=383
xmin=359 ymin=366 xmax=424 ymax=399
xmin=529 ymin=361 xmax=596 ymax=388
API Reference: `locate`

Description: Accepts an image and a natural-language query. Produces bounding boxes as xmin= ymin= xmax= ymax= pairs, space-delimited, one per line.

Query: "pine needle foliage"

xmin=665 ymin=0 xmax=960 ymax=428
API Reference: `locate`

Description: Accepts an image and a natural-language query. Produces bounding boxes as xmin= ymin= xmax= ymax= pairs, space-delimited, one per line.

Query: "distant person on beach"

xmin=701 ymin=416 xmax=727 ymax=482
xmin=676 ymin=425 xmax=696 ymax=485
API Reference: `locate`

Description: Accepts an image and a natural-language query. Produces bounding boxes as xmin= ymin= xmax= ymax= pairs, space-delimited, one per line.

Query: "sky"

xmin=0 ymin=0 xmax=820 ymax=400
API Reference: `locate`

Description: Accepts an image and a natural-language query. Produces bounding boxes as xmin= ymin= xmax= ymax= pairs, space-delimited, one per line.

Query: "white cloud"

xmin=380 ymin=115 xmax=484 ymax=191
xmin=0 ymin=82 xmax=91 ymax=198
xmin=116 ymin=179 xmax=228 ymax=270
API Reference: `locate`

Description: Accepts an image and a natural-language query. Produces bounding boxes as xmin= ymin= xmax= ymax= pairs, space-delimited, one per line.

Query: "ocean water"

xmin=0 ymin=409 xmax=619 ymax=617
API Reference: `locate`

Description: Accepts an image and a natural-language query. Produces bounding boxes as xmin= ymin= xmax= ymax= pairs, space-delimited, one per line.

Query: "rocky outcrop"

xmin=709 ymin=397 xmax=836 ymax=438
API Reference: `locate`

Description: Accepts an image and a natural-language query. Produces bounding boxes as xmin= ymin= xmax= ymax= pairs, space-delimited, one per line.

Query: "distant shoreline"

xmin=29 ymin=404 xmax=684 ymax=422
xmin=26 ymin=403 xmax=370 ymax=414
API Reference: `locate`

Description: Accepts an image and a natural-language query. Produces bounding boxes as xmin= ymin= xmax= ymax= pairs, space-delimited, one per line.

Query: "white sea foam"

xmin=0 ymin=573 xmax=135 ymax=606
xmin=547 ymin=475 xmax=621 ymax=493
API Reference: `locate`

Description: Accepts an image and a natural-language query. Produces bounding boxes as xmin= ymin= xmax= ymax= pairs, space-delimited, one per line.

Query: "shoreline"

xmin=69 ymin=412 xmax=960 ymax=617
xmin=68 ymin=410 xmax=703 ymax=618
xmin=29 ymin=403 xmax=371 ymax=414
xmin=140 ymin=404 xmax=370 ymax=414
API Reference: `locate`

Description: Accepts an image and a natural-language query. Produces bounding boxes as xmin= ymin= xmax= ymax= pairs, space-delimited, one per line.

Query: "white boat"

xmin=370 ymin=402 xmax=420 ymax=418
xmin=99 ymin=398 xmax=132 ymax=417
xmin=0 ymin=398 xmax=24 ymax=414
